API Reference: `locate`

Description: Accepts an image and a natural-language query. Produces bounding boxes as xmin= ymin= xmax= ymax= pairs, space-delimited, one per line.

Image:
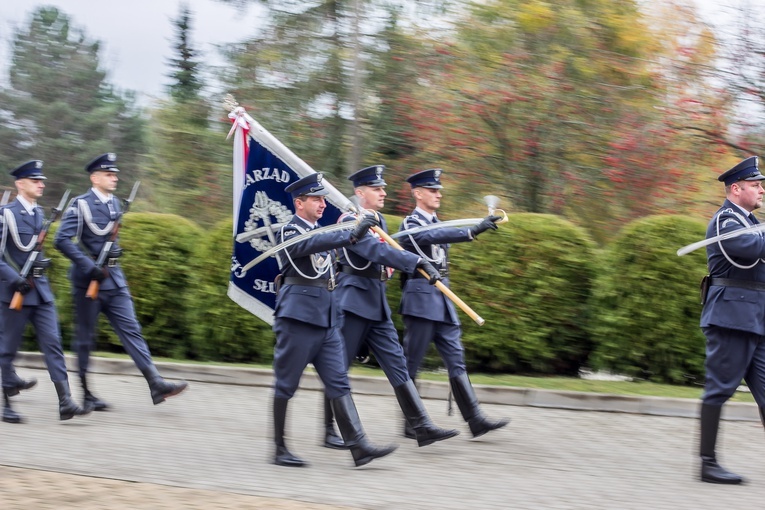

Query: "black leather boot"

xmin=81 ymin=374 xmax=109 ymax=411
xmin=403 ymin=378 xmax=417 ymax=440
xmin=54 ymin=380 xmax=93 ymax=421
xmin=322 ymin=393 xmax=346 ymax=449
xmin=2 ymin=393 xmax=22 ymax=424
xmin=700 ymin=403 xmax=743 ymax=484
xmin=4 ymin=371 xmax=37 ymax=397
xmin=141 ymin=366 xmax=188 ymax=405
xmin=331 ymin=393 xmax=398 ymax=467
xmin=450 ymin=373 xmax=509 ymax=438
xmin=273 ymin=397 xmax=307 ymax=467
xmin=394 ymin=379 xmax=459 ymax=447
xmin=403 ymin=419 xmax=416 ymax=439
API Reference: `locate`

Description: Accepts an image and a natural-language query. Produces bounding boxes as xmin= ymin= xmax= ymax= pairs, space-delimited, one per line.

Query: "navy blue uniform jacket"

xmin=700 ymin=199 xmax=765 ymax=335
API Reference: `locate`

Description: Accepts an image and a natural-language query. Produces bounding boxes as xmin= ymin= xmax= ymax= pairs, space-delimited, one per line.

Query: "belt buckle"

xmin=32 ymin=267 xmax=44 ymax=278
xmin=107 ymin=258 xmax=118 ymax=268
xmin=327 ymin=277 xmax=336 ymax=292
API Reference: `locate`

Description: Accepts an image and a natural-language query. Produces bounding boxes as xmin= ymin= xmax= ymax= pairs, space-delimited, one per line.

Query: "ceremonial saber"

xmin=484 ymin=195 xmax=509 ymax=224
xmin=393 ymin=218 xmax=483 ymax=239
xmin=392 ymin=197 xmax=508 ymax=240
xmin=677 ymin=223 xmax=765 ymax=256
xmin=373 ymin=222 xmax=485 ymax=326
xmin=352 ymin=199 xmax=486 ymax=327
xmin=240 ymin=221 xmax=357 ymax=273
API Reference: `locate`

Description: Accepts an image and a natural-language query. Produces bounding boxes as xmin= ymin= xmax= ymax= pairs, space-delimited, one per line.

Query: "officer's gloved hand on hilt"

xmin=13 ymin=277 xmax=32 ymax=295
xmin=349 ymin=214 xmax=381 ymax=244
xmin=415 ymin=259 xmax=442 ymax=285
xmin=469 ymin=215 xmax=502 ymax=238
xmin=89 ymin=266 xmax=106 ymax=282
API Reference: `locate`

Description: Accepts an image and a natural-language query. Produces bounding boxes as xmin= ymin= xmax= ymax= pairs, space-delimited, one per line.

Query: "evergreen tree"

xmin=167 ymin=4 xmax=204 ymax=104
xmin=221 ymin=1 xmax=447 ymax=186
xmin=143 ymin=5 xmax=231 ymax=226
xmin=0 ymin=7 xmax=145 ymax=203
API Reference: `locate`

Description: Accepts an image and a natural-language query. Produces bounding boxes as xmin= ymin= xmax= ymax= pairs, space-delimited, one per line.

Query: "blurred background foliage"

xmin=24 ymin=210 xmax=710 ymax=384
xmin=3 ymin=1 xmax=764 ymax=239
xmin=6 ymin=1 xmax=765 ymax=382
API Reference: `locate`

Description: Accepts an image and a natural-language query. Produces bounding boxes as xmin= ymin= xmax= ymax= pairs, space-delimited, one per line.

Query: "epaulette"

xmin=403 ymin=214 xmax=428 ymax=229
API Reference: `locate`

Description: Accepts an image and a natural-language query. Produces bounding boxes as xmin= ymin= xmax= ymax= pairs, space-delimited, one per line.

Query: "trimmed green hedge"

xmin=453 ymin=213 xmax=596 ymax=375
xmin=385 ymin=213 xmax=597 ymax=375
xmin=19 ymin=210 xmax=714 ymax=385
xmin=184 ymin=217 xmax=274 ymax=362
xmin=43 ymin=213 xmax=202 ymax=359
xmin=587 ymin=215 xmax=708 ymax=384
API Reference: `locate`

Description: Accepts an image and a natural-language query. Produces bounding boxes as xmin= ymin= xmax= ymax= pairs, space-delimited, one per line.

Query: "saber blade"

xmin=677 ymin=223 xmax=765 ymax=256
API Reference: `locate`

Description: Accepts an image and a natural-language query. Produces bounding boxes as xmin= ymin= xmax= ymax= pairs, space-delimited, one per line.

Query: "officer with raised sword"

xmin=321 ymin=164 xmax=459 ymax=449
xmin=397 ymin=168 xmax=509 ymax=439
xmin=271 ymin=172 xmax=401 ymax=468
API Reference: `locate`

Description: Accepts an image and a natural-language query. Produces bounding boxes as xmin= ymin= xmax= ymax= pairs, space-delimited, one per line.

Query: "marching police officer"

xmin=698 ymin=156 xmax=765 ymax=484
xmin=397 ymin=168 xmax=508 ymax=439
xmin=0 ymin=190 xmax=38 ymax=419
xmin=54 ymin=153 xmax=187 ymax=410
xmin=0 ymin=160 xmax=92 ymax=423
xmin=322 ymin=165 xmax=459 ymax=449
xmin=272 ymin=172 xmax=397 ymax=468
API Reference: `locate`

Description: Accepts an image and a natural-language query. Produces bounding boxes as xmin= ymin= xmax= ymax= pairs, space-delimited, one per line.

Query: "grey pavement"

xmin=2 ymin=353 xmax=765 ymax=509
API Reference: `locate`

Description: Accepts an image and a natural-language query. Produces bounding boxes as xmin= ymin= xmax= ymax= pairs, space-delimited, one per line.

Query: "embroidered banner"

xmin=227 ymin=108 xmax=351 ymax=324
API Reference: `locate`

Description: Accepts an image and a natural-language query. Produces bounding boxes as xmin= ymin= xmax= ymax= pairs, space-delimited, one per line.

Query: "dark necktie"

xmin=749 ymin=213 xmax=759 ymax=225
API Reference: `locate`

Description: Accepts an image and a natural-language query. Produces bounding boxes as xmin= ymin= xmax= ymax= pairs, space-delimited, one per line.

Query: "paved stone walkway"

xmin=2 ymin=364 xmax=765 ymax=509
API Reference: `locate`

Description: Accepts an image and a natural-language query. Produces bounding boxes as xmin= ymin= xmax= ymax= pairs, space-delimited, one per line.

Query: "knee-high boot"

xmin=4 ymin=370 xmax=37 ymax=396
xmin=394 ymin=379 xmax=459 ymax=447
xmin=54 ymin=380 xmax=93 ymax=421
xmin=81 ymin=374 xmax=109 ymax=411
xmin=322 ymin=393 xmax=346 ymax=449
xmin=2 ymin=392 xmax=22 ymax=424
xmin=403 ymin=378 xmax=417 ymax=439
xmin=273 ymin=397 xmax=307 ymax=467
xmin=331 ymin=393 xmax=398 ymax=467
xmin=140 ymin=366 xmax=188 ymax=405
xmin=700 ymin=403 xmax=743 ymax=484
xmin=449 ymin=373 xmax=509 ymax=438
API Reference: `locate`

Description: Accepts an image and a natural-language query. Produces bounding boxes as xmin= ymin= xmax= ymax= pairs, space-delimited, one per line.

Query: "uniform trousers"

xmin=339 ymin=311 xmax=410 ymax=387
xmin=0 ymin=302 xmax=68 ymax=385
xmin=702 ymin=325 xmax=765 ymax=406
xmin=272 ymin=317 xmax=350 ymax=400
xmin=72 ymin=286 xmax=153 ymax=376
xmin=403 ymin=316 xmax=466 ymax=380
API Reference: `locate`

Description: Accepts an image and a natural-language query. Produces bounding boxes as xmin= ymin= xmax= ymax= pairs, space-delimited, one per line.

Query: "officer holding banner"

xmin=697 ymin=156 xmax=765 ymax=485
xmin=397 ymin=168 xmax=508 ymax=439
xmin=0 ymin=160 xmax=92 ymax=423
xmin=321 ymin=165 xmax=459 ymax=449
xmin=271 ymin=172 xmax=401 ymax=468
xmin=54 ymin=153 xmax=187 ymax=411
